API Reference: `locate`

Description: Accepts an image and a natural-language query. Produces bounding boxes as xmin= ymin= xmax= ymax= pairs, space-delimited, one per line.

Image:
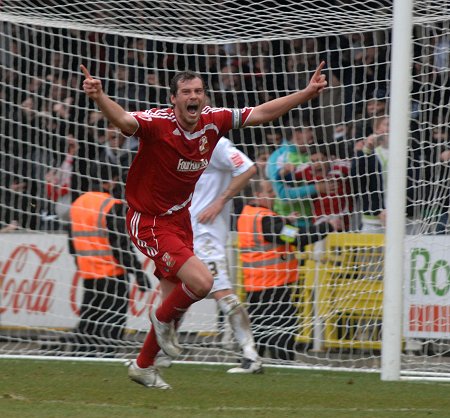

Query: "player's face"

xmin=171 ymin=77 xmax=207 ymax=132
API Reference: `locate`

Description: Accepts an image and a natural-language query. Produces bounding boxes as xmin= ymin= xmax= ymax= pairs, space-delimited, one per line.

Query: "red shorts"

xmin=126 ymin=208 xmax=194 ymax=282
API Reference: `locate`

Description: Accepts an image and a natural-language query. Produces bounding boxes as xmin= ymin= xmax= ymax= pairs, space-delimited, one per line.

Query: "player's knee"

xmin=177 ymin=256 xmax=214 ymax=297
xmin=200 ymin=275 xmax=214 ymax=297
xmin=189 ymin=271 xmax=213 ymax=298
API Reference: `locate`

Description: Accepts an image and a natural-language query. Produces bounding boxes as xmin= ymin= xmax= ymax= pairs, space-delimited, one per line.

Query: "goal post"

xmin=381 ymin=0 xmax=414 ymax=382
xmin=1 ymin=1 xmax=450 ymax=381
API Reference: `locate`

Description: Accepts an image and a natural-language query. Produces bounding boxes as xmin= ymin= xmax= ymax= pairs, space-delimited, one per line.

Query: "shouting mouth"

xmin=187 ymin=104 xmax=199 ymax=115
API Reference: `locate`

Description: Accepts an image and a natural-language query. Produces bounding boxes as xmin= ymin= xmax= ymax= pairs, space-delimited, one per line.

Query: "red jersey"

xmin=125 ymin=106 xmax=253 ymax=216
xmin=295 ymin=160 xmax=352 ymax=226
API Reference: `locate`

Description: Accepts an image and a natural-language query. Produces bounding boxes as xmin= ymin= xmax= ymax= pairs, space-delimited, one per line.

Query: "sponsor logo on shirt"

xmin=230 ymin=152 xmax=244 ymax=167
xmin=177 ymin=158 xmax=209 ymax=172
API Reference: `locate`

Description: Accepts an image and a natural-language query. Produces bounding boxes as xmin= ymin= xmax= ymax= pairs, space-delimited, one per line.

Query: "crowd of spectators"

xmin=1 ymin=20 xmax=449 ymax=235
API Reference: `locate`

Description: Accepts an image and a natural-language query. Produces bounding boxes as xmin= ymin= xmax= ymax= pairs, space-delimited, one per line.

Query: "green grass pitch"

xmin=1 ymin=359 xmax=449 ymax=418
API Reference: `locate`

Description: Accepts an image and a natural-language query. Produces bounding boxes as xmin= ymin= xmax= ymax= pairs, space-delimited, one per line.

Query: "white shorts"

xmin=194 ymin=233 xmax=232 ymax=293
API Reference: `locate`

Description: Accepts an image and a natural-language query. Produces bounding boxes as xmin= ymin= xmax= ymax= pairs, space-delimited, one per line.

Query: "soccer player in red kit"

xmin=81 ymin=63 xmax=327 ymax=389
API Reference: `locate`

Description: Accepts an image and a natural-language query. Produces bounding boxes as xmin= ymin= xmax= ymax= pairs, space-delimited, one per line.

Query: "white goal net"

xmin=1 ymin=0 xmax=450 ymax=379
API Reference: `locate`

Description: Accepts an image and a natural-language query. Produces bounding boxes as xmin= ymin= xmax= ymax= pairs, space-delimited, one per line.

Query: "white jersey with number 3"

xmin=190 ymin=137 xmax=254 ymax=241
xmin=190 ymin=137 xmax=254 ymax=292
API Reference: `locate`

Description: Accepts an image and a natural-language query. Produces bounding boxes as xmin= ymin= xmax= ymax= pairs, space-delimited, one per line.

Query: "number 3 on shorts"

xmin=207 ymin=261 xmax=218 ymax=277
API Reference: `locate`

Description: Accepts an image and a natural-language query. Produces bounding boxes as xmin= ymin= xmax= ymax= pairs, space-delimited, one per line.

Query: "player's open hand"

xmin=305 ymin=61 xmax=327 ymax=99
xmin=197 ymin=200 xmax=224 ymax=224
xmin=80 ymin=64 xmax=103 ymax=100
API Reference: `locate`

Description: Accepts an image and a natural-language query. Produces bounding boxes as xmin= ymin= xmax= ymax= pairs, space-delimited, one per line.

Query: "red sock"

xmin=156 ymin=281 xmax=201 ymax=323
xmin=136 ymin=282 xmax=202 ymax=368
xmin=136 ymin=328 xmax=158 ymax=368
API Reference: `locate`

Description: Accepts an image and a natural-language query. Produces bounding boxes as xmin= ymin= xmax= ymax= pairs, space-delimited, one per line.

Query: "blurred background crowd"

xmin=1 ymin=19 xmax=449 ymax=234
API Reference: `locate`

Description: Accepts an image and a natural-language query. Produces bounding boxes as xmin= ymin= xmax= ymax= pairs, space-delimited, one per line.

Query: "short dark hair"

xmin=169 ymin=71 xmax=207 ymax=97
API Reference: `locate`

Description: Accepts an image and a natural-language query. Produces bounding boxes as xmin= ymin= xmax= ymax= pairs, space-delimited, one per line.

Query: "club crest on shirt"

xmin=199 ymin=136 xmax=209 ymax=155
xmin=136 ymin=112 xmax=152 ymax=121
xmin=162 ymin=252 xmax=175 ymax=268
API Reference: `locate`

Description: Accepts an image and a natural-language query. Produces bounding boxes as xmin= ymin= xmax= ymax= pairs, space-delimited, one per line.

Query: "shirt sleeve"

xmin=214 ymin=138 xmax=255 ymax=176
xmin=127 ymin=110 xmax=157 ymax=142
xmin=261 ymin=215 xmax=332 ymax=251
xmin=273 ymin=169 xmax=318 ymax=199
xmin=212 ymin=107 xmax=254 ymax=136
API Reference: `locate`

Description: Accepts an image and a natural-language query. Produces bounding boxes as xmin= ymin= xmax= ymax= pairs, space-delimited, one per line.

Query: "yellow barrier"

xmin=300 ymin=233 xmax=385 ymax=350
xmin=236 ymin=233 xmax=386 ymax=351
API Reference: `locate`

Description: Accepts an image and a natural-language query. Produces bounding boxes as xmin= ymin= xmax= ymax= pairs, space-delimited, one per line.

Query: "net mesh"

xmin=1 ymin=0 xmax=450 ymax=378
xmin=2 ymin=1 xmax=450 ymax=42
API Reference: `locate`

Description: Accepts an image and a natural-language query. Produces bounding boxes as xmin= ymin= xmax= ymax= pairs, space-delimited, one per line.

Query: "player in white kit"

xmin=190 ymin=137 xmax=261 ymax=373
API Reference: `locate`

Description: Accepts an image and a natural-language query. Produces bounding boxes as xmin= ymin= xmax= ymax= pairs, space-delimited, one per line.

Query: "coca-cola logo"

xmin=0 ymin=244 xmax=61 ymax=314
xmin=0 ymin=241 xmax=159 ymax=320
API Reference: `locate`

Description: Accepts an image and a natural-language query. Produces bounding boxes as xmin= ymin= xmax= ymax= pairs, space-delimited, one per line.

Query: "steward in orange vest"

xmin=69 ymin=163 xmax=150 ymax=357
xmin=238 ymin=181 xmax=334 ymax=292
xmin=237 ymin=179 xmax=335 ymax=360
xmin=71 ymin=191 xmax=126 ymax=279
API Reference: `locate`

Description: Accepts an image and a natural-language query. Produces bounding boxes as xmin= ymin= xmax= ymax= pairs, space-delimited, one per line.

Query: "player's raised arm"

xmin=80 ymin=64 xmax=138 ymax=136
xmin=245 ymin=61 xmax=327 ymax=126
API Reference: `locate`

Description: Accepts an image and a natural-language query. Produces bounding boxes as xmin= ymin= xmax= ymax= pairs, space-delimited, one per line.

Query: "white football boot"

xmin=127 ymin=360 xmax=171 ymax=390
xmin=227 ymin=358 xmax=263 ymax=374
